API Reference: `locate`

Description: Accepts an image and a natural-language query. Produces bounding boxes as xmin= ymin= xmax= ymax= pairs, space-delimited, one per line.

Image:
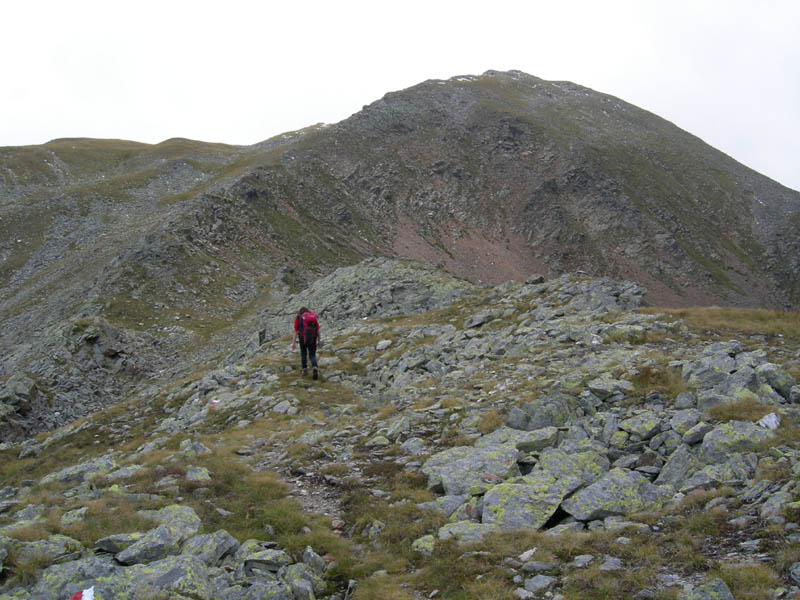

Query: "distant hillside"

xmin=1 ymin=69 xmax=799 ymax=439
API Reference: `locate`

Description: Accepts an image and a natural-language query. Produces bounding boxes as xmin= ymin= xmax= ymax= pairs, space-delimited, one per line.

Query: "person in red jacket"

xmin=291 ymin=307 xmax=321 ymax=379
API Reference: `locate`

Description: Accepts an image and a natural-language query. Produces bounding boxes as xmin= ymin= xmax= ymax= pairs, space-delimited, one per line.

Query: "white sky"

xmin=2 ymin=0 xmax=799 ymax=191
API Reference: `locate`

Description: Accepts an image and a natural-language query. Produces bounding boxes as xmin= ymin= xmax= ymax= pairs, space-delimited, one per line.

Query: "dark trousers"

xmin=299 ymin=340 xmax=317 ymax=369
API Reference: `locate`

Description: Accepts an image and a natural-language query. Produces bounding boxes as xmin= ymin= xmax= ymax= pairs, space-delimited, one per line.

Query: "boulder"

xmin=699 ymin=421 xmax=774 ymax=463
xmin=475 ymin=426 xmax=559 ymax=452
xmin=655 ymin=444 xmax=701 ymax=489
xmin=422 ymin=444 xmax=520 ymax=496
xmin=561 ymin=468 xmax=666 ymax=521
xmin=438 ymin=521 xmax=494 ymax=544
xmin=506 ymin=393 xmax=573 ymax=431
xmin=535 ymin=447 xmax=609 ymax=486
xmin=30 ymin=555 xmax=119 ymax=598
xmin=115 ymin=524 xmax=185 ymax=565
xmin=587 ymin=375 xmax=634 ymax=400
xmin=181 ymin=530 xmax=240 ymax=566
xmin=482 ymin=472 xmax=576 ymax=530
xmin=755 ymin=363 xmax=796 ymax=399
xmin=669 ymin=409 xmax=701 ymax=435
xmin=679 ymin=576 xmax=735 ymax=600
xmin=244 ymin=549 xmax=293 ymax=577
xmin=40 ymin=455 xmax=117 ymax=485
xmin=95 ymin=532 xmax=144 ymax=554
xmin=679 ymin=453 xmax=757 ymax=493
xmin=12 ymin=535 xmax=83 ymax=566
xmin=412 ymin=535 xmax=436 ymax=557
xmin=619 ymin=411 xmax=662 ymax=440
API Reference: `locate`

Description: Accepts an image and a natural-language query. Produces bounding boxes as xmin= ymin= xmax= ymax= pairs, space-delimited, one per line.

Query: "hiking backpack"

xmin=298 ymin=312 xmax=319 ymax=345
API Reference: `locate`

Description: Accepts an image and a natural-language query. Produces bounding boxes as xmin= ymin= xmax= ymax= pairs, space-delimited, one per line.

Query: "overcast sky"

xmin=3 ymin=0 xmax=799 ymax=191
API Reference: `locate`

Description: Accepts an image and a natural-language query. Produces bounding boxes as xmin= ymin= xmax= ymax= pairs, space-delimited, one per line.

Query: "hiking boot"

xmin=312 ymin=367 xmax=318 ymax=380
xmin=301 ymin=368 xmax=308 ymax=377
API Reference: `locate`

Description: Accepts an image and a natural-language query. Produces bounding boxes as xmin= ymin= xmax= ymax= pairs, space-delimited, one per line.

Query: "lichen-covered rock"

xmin=284 ymin=563 xmax=326 ymax=598
xmin=181 ymin=529 xmax=239 ymax=566
xmin=670 ymin=409 xmax=701 ymax=435
xmin=412 ymin=535 xmax=436 ymax=556
xmin=141 ymin=504 xmax=202 ymax=539
xmin=535 ymin=447 xmax=609 ymax=486
xmin=60 ymin=506 xmax=89 ymax=527
xmin=186 ymin=466 xmax=212 ymax=482
xmin=619 ymin=411 xmax=662 ymax=440
xmin=438 ymin=521 xmax=494 ymax=544
xmin=417 ymin=495 xmax=469 ymax=518
xmin=561 ymin=468 xmax=666 ymax=521
xmin=699 ymin=421 xmax=774 ymax=463
xmin=755 ymin=363 xmax=796 ymax=399
xmin=422 ymin=443 xmax=520 ymax=496
xmin=679 ymin=576 xmax=735 ymax=600
xmin=12 ymin=534 xmax=83 ymax=566
xmin=146 ymin=555 xmax=213 ymax=600
xmin=474 ymin=426 xmax=559 ymax=452
xmin=40 ymin=454 xmax=117 ymax=485
xmin=505 ymin=393 xmax=574 ymax=431
xmin=302 ymin=546 xmax=325 ymax=575
xmin=587 ymin=375 xmax=634 ymax=400
xmin=115 ymin=524 xmax=184 ymax=565
xmin=179 ymin=439 xmax=214 ymax=458
xmin=654 ymin=444 xmax=701 ymax=489
xmin=679 ymin=453 xmax=757 ymax=493
xmin=95 ymin=532 xmax=144 ymax=554
xmin=244 ymin=549 xmax=293 ymax=577
xmin=482 ymin=472 xmax=577 ymax=530
xmin=30 ymin=555 xmax=119 ymax=598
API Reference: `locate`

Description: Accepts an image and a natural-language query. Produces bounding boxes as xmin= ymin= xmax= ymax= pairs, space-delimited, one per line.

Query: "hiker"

xmin=291 ymin=307 xmax=321 ymax=379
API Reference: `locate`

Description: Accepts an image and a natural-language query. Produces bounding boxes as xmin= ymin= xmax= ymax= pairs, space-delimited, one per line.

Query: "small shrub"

xmin=708 ymin=398 xmax=773 ymax=422
xmin=718 ymin=562 xmax=780 ymax=600
xmin=630 ymin=364 xmax=687 ymax=397
xmin=477 ymin=409 xmax=504 ymax=435
xmin=755 ymin=457 xmax=792 ymax=482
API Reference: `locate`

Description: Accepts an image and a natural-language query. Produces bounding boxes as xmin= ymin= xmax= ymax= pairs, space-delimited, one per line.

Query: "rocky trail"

xmin=1 ymin=260 xmax=799 ymax=599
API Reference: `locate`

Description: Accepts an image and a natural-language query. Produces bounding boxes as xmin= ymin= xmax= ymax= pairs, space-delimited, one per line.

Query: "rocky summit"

xmin=0 ymin=260 xmax=799 ymax=599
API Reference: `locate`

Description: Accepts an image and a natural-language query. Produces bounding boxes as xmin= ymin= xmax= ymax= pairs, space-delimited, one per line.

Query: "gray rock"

xmin=285 ymin=563 xmax=326 ymax=598
xmin=536 ymin=447 xmax=609 ymax=486
xmin=755 ymin=363 xmax=796 ymax=399
xmin=475 ymin=426 xmax=559 ymax=452
xmin=95 ymin=532 xmax=144 ymax=553
xmin=302 ymin=545 xmax=326 ymax=574
xmin=587 ymin=375 xmax=634 ymax=400
xmin=562 ymin=468 xmax=667 ymax=521
xmin=181 ymin=529 xmax=239 ymax=566
xmin=655 ymin=444 xmax=701 ymax=489
xmin=669 ymin=409 xmax=701 ymax=435
xmin=244 ymin=549 xmax=293 ymax=576
xmin=674 ymin=392 xmax=696 ymax=409
xmin=524 ymin=574 xmax=557 ymax=592
xmin=115 ymin=524 xmax=185 ymax=565
xmin=570 ymin=554 xmax=594 ymax=568
xmin=506 ymin=392 xmax=573 ymax=430
xmin=682 ymin=422 xmax=713 ymax=445
xmin=482 ymin=472 xmax=576 ymax=530
xmin=619 ymin=411 xmax=662 ymax=440
xmin=438 ymin=521 xmax=494 ymax=544
xmin=186 ymin=466 xmax=212 ymax=482
xmin=29 ymin=555 xmax=118 ymax=597
xmin=699 ymin=421 xmax=774 ymax=463
xmin=599 ymin=555 xmax=623 ymax=571
xmin=40 ymin=455 xmax=117 ymax=485
xmin=422 ymin=443 xmax=520 ymax=496
xmin=679 ymin=576 xmax=735 ymax=600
